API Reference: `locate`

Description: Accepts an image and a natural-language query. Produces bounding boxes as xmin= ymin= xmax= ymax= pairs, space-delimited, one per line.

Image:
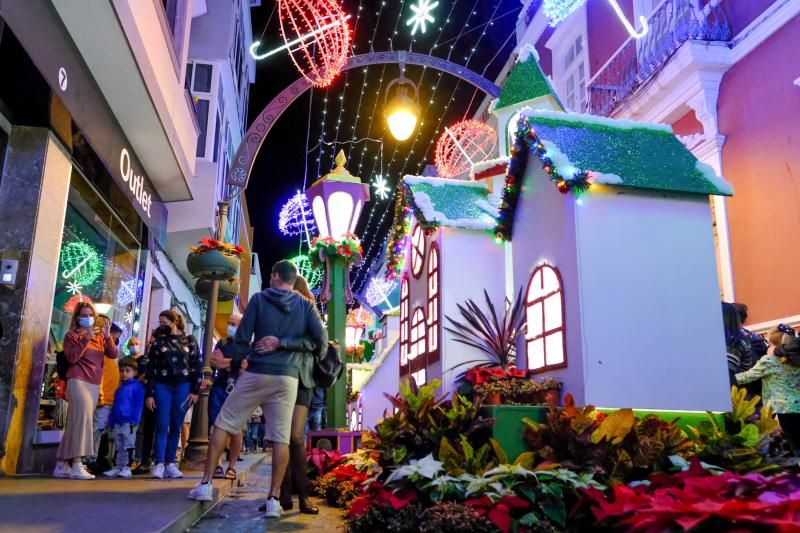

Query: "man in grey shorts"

xmin=188 ymin=260 xmax=327 ymax=518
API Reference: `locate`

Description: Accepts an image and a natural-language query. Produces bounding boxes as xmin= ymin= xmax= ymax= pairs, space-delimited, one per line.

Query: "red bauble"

xmin=557 ymin=181 xmax=570 ymax=194
xmin=278 ymin=0 xmax=351 ymax=88
xmin=434 ymin=120 xmax=497 ymax=179
xmin=64 ymin=294 xmax=93 ymax=314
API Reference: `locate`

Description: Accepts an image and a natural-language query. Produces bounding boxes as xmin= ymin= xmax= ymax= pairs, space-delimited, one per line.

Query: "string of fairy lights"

xmin=266 ymin=1 xmax=519 ymax=299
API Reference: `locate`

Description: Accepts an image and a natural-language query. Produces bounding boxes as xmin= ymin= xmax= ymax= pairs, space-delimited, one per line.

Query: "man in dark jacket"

xmin=188 ymin=260 xmax=327 ymax=518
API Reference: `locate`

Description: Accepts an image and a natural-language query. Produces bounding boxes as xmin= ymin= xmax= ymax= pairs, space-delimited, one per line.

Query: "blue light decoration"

xmin=279 ymin=192 xmax=317 ymax=239
xmin=116 ymin=278 xmax=144 ymax=306
xmin=543 ymin=0 xmax=648 ymax=38
xmin=366 ymin=276 xmax=397 ymax=307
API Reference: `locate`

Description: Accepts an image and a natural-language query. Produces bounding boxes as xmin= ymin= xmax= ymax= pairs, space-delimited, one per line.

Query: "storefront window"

xmin=38 ymin=168 xmax=144 ymax=432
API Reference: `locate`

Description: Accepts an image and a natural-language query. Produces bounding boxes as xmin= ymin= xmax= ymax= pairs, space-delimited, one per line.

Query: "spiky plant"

xmin=444 ymin=288 xmax=527 ymax=375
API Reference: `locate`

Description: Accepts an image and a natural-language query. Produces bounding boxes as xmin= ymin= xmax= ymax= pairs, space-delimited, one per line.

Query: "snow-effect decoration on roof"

xmin=470 ymin=156 xmax=509 ymax=179
xmin=404 ymin=175 xmax=498 ymax=231
xmin=516 ymin=43 xmax=540 ymax=63
xmin=523 ymin=109 xmax=733 ymax=196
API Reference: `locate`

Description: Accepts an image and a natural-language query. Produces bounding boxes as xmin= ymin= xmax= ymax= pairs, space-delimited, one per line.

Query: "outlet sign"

xmin=119 ymin=149 xmax=153 ymax=219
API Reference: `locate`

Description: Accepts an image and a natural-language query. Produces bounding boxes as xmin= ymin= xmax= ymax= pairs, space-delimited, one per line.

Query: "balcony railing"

xmin=588 ymin=0 xmax=731 ymax=116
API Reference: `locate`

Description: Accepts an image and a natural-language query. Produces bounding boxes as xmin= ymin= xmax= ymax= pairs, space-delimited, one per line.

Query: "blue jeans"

xmin=306 ymin=405 xmax=325 ymax=433
xmin=208 ymin=386 xmax=229 ymax=429
xmin=153 ymin=381 xmax=190 ymax=465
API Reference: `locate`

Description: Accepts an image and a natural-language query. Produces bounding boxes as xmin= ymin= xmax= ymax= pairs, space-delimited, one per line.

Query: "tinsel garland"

xmin=494 ymin=115 xmax=592 ymax=242
xmin=310 ymin=234 xmax=363 ymax=268
xmin=385 ymin=182 xmax=440 ymax=280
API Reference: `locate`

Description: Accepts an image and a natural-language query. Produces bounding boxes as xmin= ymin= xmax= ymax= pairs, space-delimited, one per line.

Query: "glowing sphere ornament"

xmin=64 ymin=294 xmax=93 ymax=314
xmin=279 ymin=192 xmax=317 ymax=238
xmin=289 ymin=254 xmax=323 ymax=290
xmin=278 ymin=0 xmax=352 ymax=88
xmin=434 ymin=120 xmax=497 ymax=179
xmin=59 ymin=240 xmax=103 ymax=286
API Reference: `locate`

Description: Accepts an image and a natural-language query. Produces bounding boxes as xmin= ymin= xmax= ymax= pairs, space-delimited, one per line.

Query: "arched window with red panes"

xmin=399 ymin=274 xmax=410 ymax=376
xmin=525 ymin=264 xmax=567 ymax=372
xmin=427 ymin=244 xmax=440 ymax=363
xmin=408 ymin=307 xmax=427 ymax=385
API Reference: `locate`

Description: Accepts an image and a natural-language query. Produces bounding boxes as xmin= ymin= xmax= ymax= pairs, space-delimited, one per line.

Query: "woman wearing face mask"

xmin=144 ymin=309 xmax=202 ymax=480
xmin=52 ymin=302 xmax=118 ymax=480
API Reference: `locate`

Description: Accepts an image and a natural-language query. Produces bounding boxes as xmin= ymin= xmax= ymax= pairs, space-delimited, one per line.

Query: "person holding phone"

xmin=52 ymin=302 xmax=118 ymax=480
xmin=143 ymin=309 xmax=202 ymax=480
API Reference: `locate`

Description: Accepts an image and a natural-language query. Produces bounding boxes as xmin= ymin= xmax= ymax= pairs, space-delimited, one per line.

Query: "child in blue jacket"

xmin=103 ymin=357 xmax=145 ymax=478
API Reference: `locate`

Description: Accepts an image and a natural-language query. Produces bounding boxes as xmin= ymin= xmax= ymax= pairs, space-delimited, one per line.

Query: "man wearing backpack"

xmin=188 ymin=260 xmax=327 ymax=519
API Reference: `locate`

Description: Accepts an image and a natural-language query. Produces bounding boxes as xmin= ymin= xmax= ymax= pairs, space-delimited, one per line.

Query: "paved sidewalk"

xmin=0 ymin=454 xmax=266 ymax=533
xmin=190 ymin=460 xmax=344 ymax=532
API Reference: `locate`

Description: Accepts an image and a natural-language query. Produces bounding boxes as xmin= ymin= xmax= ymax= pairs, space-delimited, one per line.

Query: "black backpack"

xmin=314 ymin=341 xmax=344 ymax=389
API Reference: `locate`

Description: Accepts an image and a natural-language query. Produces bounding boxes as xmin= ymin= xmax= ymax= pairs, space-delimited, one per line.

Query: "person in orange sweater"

xmin=86 ymin=320 xmax=123 ymax=472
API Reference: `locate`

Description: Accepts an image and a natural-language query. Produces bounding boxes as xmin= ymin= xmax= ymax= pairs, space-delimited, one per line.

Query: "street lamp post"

xmin=306 ymin=150 xmax=370 ymax=429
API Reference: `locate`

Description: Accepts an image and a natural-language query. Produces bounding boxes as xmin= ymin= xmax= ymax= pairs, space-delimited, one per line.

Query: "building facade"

xmin=0 ymin=0 xmax=257 ymax=474
xmin=510 ymin=0 xmax=800 ymax=330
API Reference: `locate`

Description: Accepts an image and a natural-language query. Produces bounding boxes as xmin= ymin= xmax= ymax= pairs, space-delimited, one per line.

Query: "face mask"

xmin=129 ymin=345 xmax=138 ymax=355
xmin=114 ymin=337 xmax=120 ymax=346
xmin=155 ymin=325 xmax=172 ymax=337
xmin=227 ymin=325 xmax=237 ymax=338
xmin=78 ymin=317 xmax=95 ymax=329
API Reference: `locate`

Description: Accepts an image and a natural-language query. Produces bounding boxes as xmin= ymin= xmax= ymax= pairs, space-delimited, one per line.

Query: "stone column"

xmin=0 ymin=127 xmax=71 ymax=474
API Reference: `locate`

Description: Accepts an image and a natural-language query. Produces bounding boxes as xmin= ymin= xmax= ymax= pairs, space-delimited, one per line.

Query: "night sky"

xmin=245 ymin=0 xmax=522 ymax=292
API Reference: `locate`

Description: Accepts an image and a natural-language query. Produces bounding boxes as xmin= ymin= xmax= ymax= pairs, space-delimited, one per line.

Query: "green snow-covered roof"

xmin=526 ymin=111 xmax=733 ymax=196
xmin=404 ymin=176 xmax=499 ymax=230
xmin=495 ymin=46 xmax=563 ymax=112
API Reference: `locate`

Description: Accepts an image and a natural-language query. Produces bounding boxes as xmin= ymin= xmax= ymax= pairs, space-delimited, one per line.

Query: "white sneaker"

xmin=69 ymin=463 xmax=95 ymax=480
xmin=264 ymin=497 xmax=282 ymax=518
xmin=52 ymin=462 xmax=71 ymax=478
xmin=118 ymin=467 xmax=133 ymax=479
xmin=165 ymin=463 xmax=184 ymax=479
xmin=103 ymin=467 xmax=122 ymax=477
xmin=187 ymin=481 xmax=213 ymax=502
xmin=151 ymin=463 xmax=165 ymax=479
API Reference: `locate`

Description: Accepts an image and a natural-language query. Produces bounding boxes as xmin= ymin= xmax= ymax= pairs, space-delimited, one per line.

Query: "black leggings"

xmin=777 ymin=413 xmax=800 ymax=451
xmin=281 ymin=385 xmax=312 ymax=503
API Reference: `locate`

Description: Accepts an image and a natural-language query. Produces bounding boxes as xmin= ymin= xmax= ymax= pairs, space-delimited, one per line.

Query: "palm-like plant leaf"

xmin=444 ymin=289 xmax=527 ymax=375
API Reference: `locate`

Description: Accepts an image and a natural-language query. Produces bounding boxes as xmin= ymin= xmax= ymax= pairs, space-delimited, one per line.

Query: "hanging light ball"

xmin=64 ymin=294 xmax=94 ymax=314
xmin=278 ymin=0 xmax=352 ymax=88
xmin=434 ymin=120 xmax=497 ymax=179
xmin=279 ymin=192 xmax=317 ymax=238
xmin=289 ymin=254 xmax=323 ymax=290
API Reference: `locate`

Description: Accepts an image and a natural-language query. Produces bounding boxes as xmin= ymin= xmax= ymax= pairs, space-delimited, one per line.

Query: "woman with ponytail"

xmin=736 ymin=334 xmax=800 ymax=452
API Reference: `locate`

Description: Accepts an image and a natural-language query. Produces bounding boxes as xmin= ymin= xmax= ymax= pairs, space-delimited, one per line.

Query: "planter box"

xmin=480 ymin=405 xmax=548 ymax=462
xmin=596 ymin=408 xmax=725 ymax=435
xmin=195 ymin=278 xmax=239 ymax=302
xmin=186 ymin=250 xmax=239 ymax=280
xmin=307 ymin=429 xmax=365 ymax=454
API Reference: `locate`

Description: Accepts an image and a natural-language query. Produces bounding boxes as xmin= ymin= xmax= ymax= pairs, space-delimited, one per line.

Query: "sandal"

xmin=224 ymin=467 xmax=237 ymax=480
xmin=212 ymin=466 xmax=225 ymax=479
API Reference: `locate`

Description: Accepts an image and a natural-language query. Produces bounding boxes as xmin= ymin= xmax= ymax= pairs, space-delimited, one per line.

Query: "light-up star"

xmin=125 ymin=311 xmax=134 ymax=324
xmin=407 ymin=0 xmax=439 ymax=36
xmin=66 ymin=281 xmax=83 ymax=295
xmin=373 ymin=175 xmax=391 ymax=201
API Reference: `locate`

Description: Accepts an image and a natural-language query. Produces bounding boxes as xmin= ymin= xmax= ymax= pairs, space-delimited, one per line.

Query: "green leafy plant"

xmin=444 ymin=289 xmax=527 ymax=375
xmin=523 ymin=394 xmax=694 ymax=484
xmin=687 ymin=386 xmax=792 ymax=473
xmin=369 ymin=379 xmax=495 ymax=470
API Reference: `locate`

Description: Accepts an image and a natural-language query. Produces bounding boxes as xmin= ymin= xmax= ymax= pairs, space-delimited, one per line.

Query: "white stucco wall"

xmin=575 ymin=188 xmax=730 ymax=411
xmin=359 ymin=338 xmax=400 ymax=431
xmin=511 ymin=163 xmax=585 ymax=404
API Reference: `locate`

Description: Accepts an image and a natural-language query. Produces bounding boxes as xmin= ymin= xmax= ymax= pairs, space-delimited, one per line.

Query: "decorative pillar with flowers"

xmin=307 ymin=150 xmax=370 ymax=428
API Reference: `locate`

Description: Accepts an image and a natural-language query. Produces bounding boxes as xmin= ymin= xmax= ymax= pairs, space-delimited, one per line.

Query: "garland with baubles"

xmin=310 ymin=234 xmax=363 ymax=268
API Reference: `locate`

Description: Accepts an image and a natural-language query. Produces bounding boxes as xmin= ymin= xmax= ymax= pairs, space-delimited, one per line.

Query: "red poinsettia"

xmin=307 ymin=448 xmax=342 ymax=475
xmin=465 ymin=495 xmax=530 ymax=533
xmin=347 ymin=482 xmax=418 ymax=517
xmin=464 ymin=366 xmax=527 ymax=385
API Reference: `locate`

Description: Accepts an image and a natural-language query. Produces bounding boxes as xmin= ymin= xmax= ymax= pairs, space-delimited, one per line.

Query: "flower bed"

xmin=308 ymin=380 xmax=798 ymax=532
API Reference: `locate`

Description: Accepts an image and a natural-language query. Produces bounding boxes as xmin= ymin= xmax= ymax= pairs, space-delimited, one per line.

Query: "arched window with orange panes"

xmin=427 ymin=244 xmax=440 ymax=363
xmin=399 ymin=274 xmax=410 ymax=376
xmin=525 ymin=264 xmax=567 ymax=372
xmin=408 ymin=307 xmax=427 ymax=385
